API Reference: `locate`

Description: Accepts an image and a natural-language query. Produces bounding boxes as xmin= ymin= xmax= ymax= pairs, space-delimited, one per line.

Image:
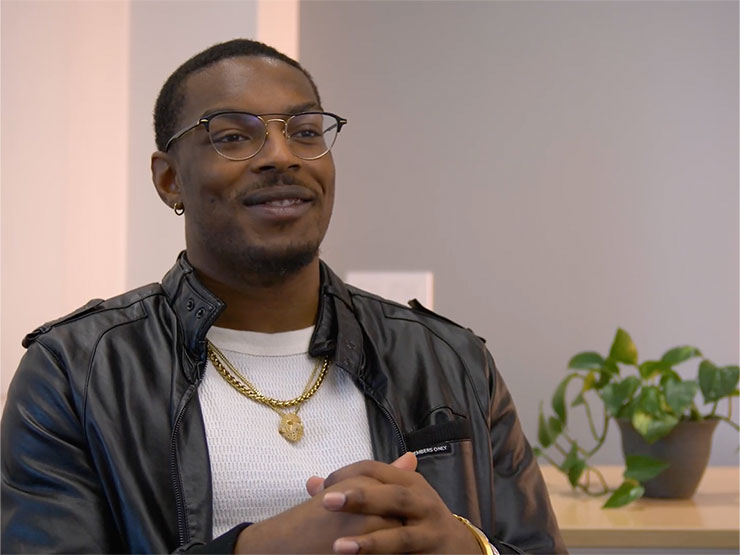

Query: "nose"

xmin=253 ymin=118 xmax=300 ymax=172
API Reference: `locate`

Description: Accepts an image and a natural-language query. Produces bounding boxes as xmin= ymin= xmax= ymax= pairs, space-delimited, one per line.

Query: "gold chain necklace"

xmin=206 ymin=340 xmax=330 ymax=443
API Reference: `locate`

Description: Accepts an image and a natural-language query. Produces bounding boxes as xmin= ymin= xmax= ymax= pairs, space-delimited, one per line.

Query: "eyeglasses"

xmin=164 ymin=111 xmax=347 ymax=161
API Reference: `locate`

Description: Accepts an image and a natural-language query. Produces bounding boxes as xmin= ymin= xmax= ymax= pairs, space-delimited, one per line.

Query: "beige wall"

xmin=0 ymin=0 xmax=293 ymax=400
xmin=300 ymin=0 xmax=739 ymax=465
xmin=1 ymin=0 xmax=130 ymax=400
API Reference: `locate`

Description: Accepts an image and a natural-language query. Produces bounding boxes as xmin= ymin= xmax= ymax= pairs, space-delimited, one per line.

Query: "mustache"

xmin=250 ymin=173 xmax=306 ymax=190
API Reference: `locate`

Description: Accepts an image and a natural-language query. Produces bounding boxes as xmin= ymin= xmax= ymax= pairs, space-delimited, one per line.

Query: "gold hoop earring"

xmin=173 ymin=202 xmax=184 ymax=216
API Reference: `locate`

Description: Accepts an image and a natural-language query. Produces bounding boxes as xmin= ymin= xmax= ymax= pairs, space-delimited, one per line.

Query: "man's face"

xmin=157 ymin=56 xmax=335 ymax=285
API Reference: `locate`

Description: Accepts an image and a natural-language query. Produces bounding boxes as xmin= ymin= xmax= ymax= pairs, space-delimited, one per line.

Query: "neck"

xmin=194 ymin=258 xmax=321 ymax=333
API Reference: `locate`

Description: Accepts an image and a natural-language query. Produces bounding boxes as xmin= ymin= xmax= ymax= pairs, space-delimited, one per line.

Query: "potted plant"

xmin=533 ymin=328 xmax=739 ymax=508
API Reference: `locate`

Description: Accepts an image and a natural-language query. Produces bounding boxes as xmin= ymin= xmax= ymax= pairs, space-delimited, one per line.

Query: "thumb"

xmin=391 ymin=451 xmax=418 ymax=471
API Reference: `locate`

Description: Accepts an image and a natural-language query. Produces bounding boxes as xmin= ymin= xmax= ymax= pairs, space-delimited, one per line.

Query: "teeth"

xmin=265 ymin=198 xmax=302 ymax=207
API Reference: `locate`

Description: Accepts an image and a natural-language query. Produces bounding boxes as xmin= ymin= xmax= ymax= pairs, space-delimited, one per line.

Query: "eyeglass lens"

xmin=207 ymin=113 xmax=339 ymax=161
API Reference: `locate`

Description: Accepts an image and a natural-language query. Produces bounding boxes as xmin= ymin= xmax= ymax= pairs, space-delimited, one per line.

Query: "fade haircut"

xmin=153 ymin=38 xmax=321 ymax=152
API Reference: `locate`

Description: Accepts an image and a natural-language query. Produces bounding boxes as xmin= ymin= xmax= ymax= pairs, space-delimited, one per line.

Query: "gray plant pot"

xmin=616 ymin=418 xmax=719 ymax=499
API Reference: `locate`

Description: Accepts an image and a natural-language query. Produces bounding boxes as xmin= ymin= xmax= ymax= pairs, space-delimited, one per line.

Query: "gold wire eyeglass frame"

xmin=164 ymin=110 xmax=347 ymax=161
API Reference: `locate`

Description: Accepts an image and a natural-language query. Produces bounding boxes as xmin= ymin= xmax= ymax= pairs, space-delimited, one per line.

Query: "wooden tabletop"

xmin=541 ymin=465 xmax=740 ymax=549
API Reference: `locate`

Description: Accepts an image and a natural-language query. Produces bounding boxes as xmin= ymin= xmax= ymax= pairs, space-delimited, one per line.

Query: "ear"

xmin=151 ymin=151 xmax=182 ymax=209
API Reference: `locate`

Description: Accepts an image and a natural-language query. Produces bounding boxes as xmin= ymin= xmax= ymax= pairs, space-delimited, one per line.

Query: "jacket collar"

xmin=161 ymin=252 xmax=364 ymax=381
xmin=313 ymin=262 xmax=365 ymax=381
xmin=161 ymin=253 xmax=225 ymax=370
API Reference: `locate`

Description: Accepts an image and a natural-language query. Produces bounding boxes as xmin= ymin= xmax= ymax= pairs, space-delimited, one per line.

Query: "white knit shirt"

xmin=200 ymin=325 xmax=374 ymax=536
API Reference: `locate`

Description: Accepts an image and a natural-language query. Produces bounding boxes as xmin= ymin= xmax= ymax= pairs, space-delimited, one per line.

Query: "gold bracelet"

xmin=453 ymin=514 xmax=495 ymax=555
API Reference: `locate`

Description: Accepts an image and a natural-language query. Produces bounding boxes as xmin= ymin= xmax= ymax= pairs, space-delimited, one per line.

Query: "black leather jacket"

xmin=2 ymin=254 xmax=565 ymax=554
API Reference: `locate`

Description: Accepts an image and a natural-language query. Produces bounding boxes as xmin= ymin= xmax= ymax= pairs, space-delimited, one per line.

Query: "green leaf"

xmin=664 ymin=379 xmax=698 ymax=415
xmin=661 ymin=346 xmax=702 ymax=366
xmin=638 ymin=360 xmax=668 ymax=381
xmin=608 ymin=328 xmax=638 ymax=365
xmin=599 ymin=386 xmax=618 ymax=411
xmin=552 ymin=376 xmax=569 ymax=423
xmin=559 ymin=444 xmax=586 ymax=487
xmin=600 ymin=376 xmax=640 ymax=417
xmin=537 ymin=403 xmax=564 ymax=448
xmin=698 ymin=359 xmax=718 ymax=398
xmin=603 ymin=359 xmax=620 ymax=378
xmin=595 ymin=369 xmax=613 ymax=389
xmin=537 ymin=404 xmax=552 ymax=447
xmin=635 ymin=386 xmax=662 ymax=416
xmin=603 ymin=480 xmax=645 ymax=508
xmin=719 ymin=365 xmax=739 ymax=393
xmin=617 ymin=399 xmax=636 ymax=420
xmin=623 ymin=454 xmax=671 ymax=482
xmin=568 ymin=459 xmax=586 ymax=487
xmin=552 ymin=374 xmax=578 ymax=424
xmin=583 ymin=371 xmax=597 ymax=391
xmin=548 ymin=416 xmax=563 ymax=439
xmin=571 ymin=392 xmax=586 ymax=407
xmin=532 ymin=446 xmax=543 ymax=457
xmin=632 ymin=410 xmax=679 ymax=443
xmin=699 ymin=361 xmax=740 ymax=403
xmin=560 ymin=443 xmax=579 ymax=471
xmin=659 ymin=369 xmax=682 ymax=387
xmin=568 ymin=351 xmax=605 ymax=370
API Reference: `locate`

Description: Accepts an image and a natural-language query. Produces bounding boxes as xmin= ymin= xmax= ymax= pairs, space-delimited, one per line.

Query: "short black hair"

xmin=153 ymin=38 xmax=321 ymax=152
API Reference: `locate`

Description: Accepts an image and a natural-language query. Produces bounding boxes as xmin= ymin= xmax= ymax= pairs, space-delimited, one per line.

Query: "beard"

xmin=234 ymin=241 xmax=319 ymax=286
xmin=202 ymin=221 xmax=322 ymax=288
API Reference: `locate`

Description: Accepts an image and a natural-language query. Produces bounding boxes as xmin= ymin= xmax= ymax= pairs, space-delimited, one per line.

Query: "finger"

xmin=321 ymin=475 xmax=384 ymax=510
xmin=324 ymin=459 xmax=419 ymax=489
xmin=333 ymin=525 xmax=429 ymax=554
xmin=306 ymin=475 xmax=325 ymax=496
xmin=341 ymin=513 xmax=406 ymax=535
xmin=323 ymin=483 xmax=426 ymax=520
xmin=390 ymin=451 xmax=417 ymax=471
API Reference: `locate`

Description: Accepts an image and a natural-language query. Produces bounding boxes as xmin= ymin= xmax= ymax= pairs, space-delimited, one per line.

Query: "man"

xmin=1 ymin=39 xmax=565 ymax=554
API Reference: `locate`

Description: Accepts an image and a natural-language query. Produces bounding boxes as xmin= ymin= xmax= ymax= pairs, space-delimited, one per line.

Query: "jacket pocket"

xmin=405 ymin=418 xmax=472 ymax=455
xmin=406 ymin=419 xmax=483 ymax=524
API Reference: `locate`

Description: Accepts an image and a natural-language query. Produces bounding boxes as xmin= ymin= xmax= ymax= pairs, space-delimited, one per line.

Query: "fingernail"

xmin=333 ymin=538 xmax=360 ymax=554
xmin=323 ymin=491 xmax=347 ymax=510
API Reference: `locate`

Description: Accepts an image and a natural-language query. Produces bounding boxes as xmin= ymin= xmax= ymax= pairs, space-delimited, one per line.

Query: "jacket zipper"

xmin=170 ymin=383 xmax=197 ymax=547
xmin=367 ymin=388 xmax=408 ymax=456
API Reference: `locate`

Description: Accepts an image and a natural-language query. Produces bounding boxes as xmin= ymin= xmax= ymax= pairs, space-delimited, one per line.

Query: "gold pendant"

xmin=278 ymin=413 xmax=304 ymax=442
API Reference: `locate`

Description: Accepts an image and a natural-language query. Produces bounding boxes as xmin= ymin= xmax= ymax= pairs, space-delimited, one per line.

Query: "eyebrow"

xmin=199 ymin=101 xmax=322 ymax=119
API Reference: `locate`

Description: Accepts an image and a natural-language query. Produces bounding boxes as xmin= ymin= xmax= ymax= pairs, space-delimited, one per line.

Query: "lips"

xmin=243 ymin=185 xmax=315 ymax=207
xmin=241 ymin=184 xmax=316 ymax=222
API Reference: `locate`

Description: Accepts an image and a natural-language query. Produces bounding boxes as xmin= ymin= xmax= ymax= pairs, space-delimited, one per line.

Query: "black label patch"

xmin=413 ymin=443 xmax=450 ymax=457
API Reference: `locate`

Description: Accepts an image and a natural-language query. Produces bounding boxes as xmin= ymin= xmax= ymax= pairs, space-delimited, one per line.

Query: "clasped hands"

xmin=234 ymin=452 xmax=481 ymax=554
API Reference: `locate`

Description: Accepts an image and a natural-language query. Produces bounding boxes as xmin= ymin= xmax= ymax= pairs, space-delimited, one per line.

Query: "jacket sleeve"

xmin=486 ymin=351 xmax=568 ymax=554
xmin=2 ymin=340 xmax=251 ymax=555
xmin=1 ymin=341 xmax=124 ymax=553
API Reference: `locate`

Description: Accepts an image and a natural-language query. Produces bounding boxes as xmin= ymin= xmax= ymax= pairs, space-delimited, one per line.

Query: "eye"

xmin=211 ymin=130 xmax=255 ymax=143
xmin=288 ymin=125 xmax=323 ymax=142
xmin=208 ymin=113 xmax=264 ymax=145
xmin=294 ymin=128 xmax=321 ymax=138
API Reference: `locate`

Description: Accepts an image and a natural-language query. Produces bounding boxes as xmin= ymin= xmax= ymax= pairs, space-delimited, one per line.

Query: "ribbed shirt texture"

xmin=199 ymin=325 xmax=374 ymax=536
